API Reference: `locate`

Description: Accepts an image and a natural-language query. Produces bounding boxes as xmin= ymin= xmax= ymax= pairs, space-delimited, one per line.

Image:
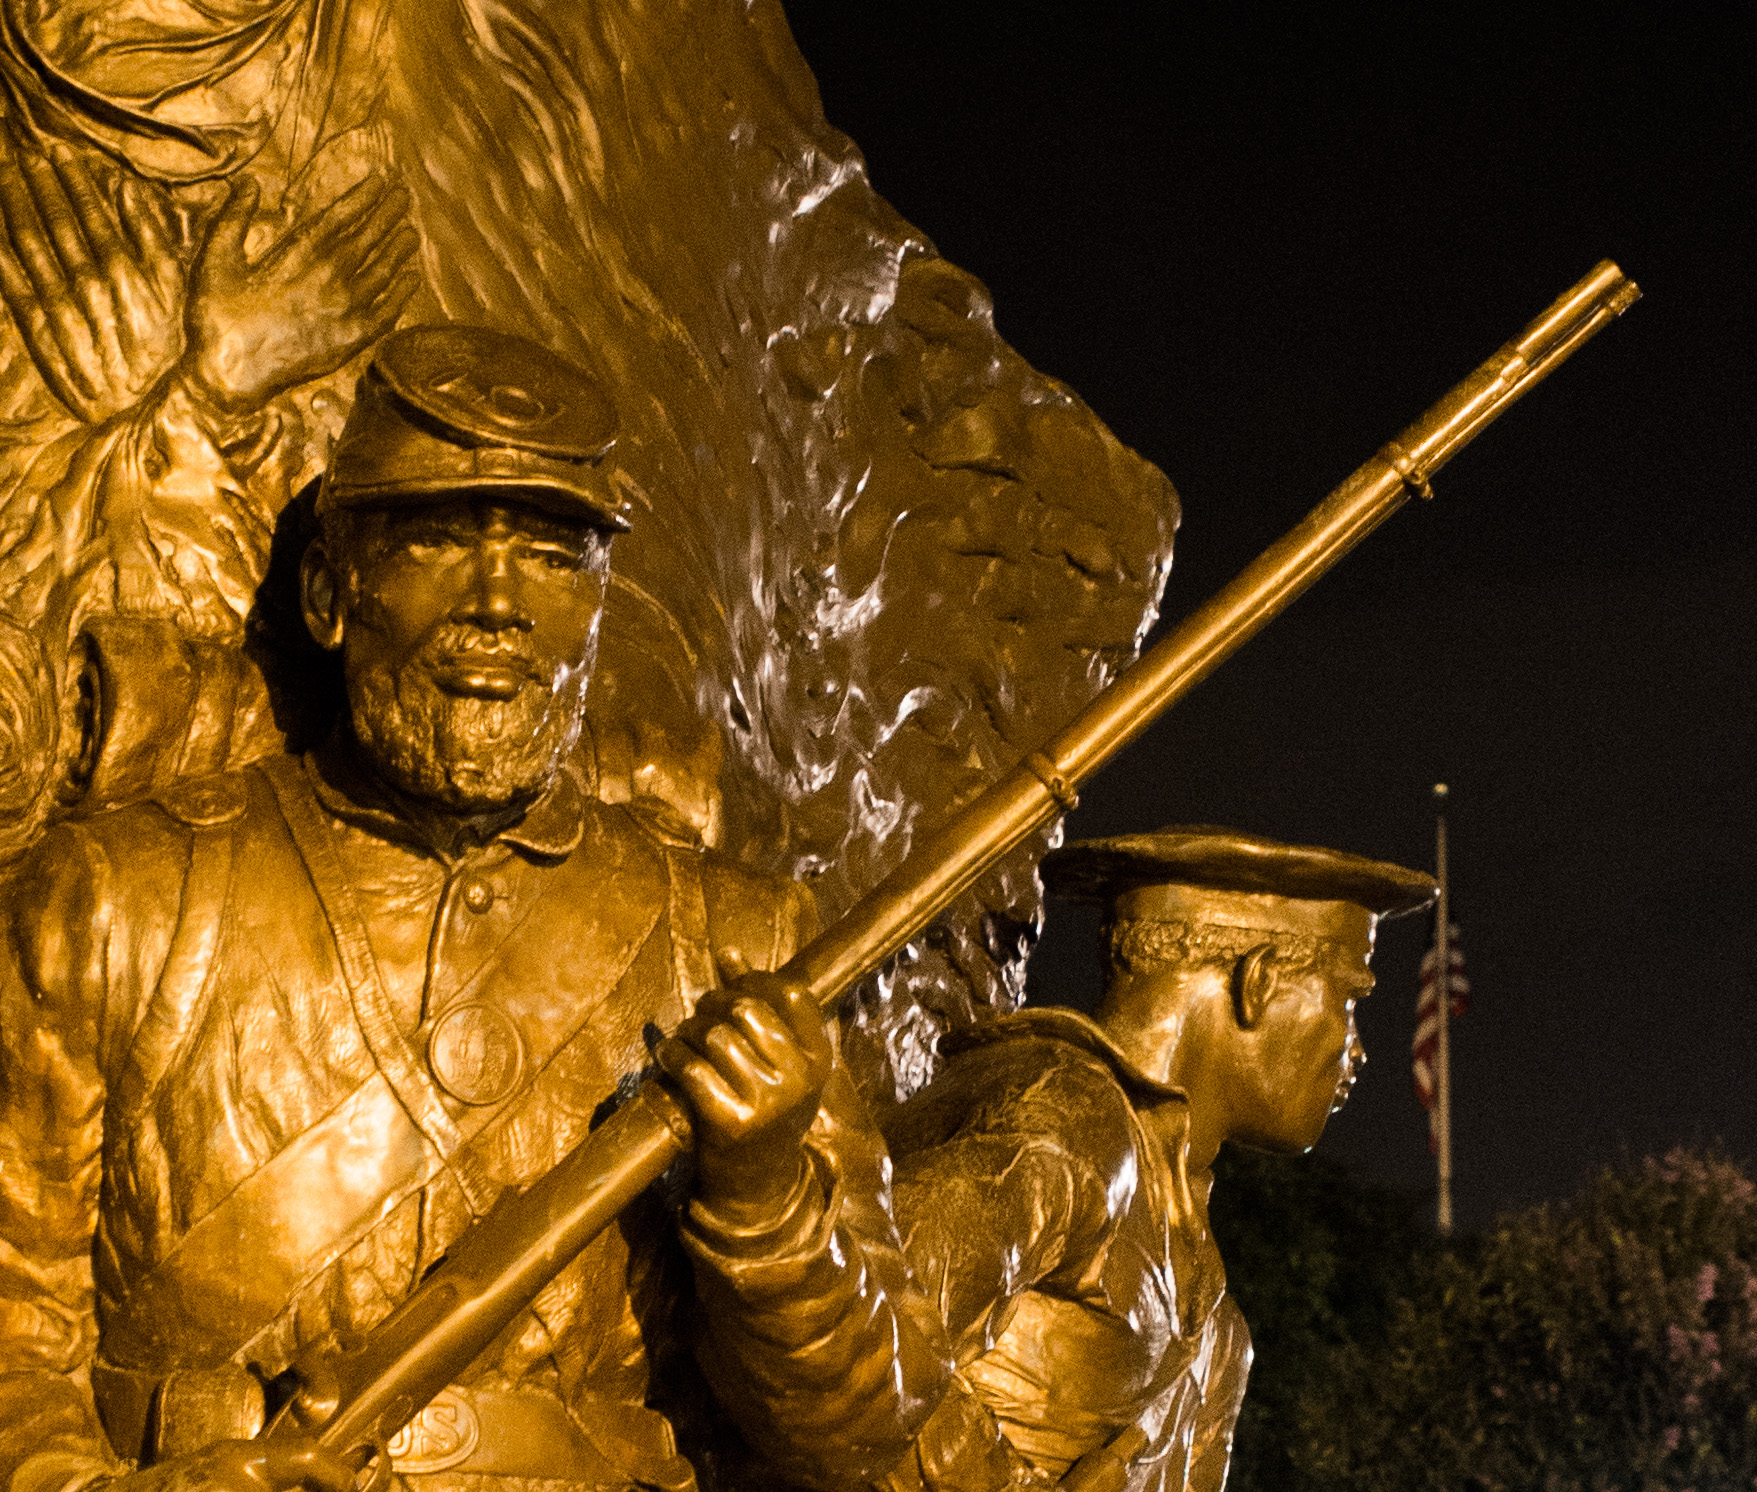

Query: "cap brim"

xmin=1043 ymin=825 xmax=1437 ymax=919
xmin=318 ymin=474 xmax=632 ymax=532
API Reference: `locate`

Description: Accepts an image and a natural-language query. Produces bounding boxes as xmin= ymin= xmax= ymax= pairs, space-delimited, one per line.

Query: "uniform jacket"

xmin=0 ymin=748 xmax=943 ymax=1492
xmin=878 ymin=1011 xmax=1251 ymax=1492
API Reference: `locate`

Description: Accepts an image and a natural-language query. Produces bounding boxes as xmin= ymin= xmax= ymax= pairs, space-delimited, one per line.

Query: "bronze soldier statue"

xmin=877 ymin=827 xmax=1435 ymax=1492
xmin=0 ymin=326 xmax=944 ymax=1492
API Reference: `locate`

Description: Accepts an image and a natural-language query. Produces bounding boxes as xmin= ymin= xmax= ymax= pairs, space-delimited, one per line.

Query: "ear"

xmin=300 ymin=540 xmax=346 ymax=652
xmin=1232 ymin=942 xmax=1278 ymax=1030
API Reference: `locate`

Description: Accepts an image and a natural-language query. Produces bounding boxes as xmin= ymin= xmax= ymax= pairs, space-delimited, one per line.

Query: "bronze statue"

xmin=0 ymin=326 xmax=946 ymax=1492
xmin=877 ymin=829 xmax=1435 ymax=1492
xmin=0 ymin=6 xmax=1641 ymax=1491
xmin=224 ymin=256 xmax=1637 ymax=1491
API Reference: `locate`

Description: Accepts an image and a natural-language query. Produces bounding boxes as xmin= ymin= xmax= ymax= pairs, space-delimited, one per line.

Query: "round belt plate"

xmin=427 ymin=1002 xmax=525 ymax=1106
xmin=387 ymin=1387 xmax=480 ymax=1473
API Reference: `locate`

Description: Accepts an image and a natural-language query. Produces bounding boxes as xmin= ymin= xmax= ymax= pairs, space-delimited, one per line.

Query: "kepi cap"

xmin=1043 ymin=825 xmax=1436 ymax=919
xmin=318 ymin=326 xmax=630 ymax=531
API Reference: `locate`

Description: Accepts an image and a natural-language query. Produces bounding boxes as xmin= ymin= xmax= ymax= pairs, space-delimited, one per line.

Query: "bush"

xmin=1213 ymin=1146 xmax=1757 ymax=1492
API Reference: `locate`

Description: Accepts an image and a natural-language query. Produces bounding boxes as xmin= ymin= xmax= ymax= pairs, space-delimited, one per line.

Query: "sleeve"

xmin=1184 ymin=1294 xmax=1251 ymax=1492
xmin=0 ymin=338 xmax=295 ymax=648
xmin=874 ymin=1049 xmax=1140 ymax=1492
xmin=889 ymin=1051 xmax=1129 ymax=1359
xmin=0 ymin=829 xmax=126 ymax=1492
xmin=679 ymin=868 xmax=954 ymax=1491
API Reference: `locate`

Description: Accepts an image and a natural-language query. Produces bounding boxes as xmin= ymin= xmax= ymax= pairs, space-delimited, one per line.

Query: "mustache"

xmin=418 ymin=625 xmax=549 ymax=681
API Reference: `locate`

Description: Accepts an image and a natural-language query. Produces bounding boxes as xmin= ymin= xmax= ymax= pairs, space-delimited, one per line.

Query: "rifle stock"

xmin=263 ymin=260 xmax=1638 ymax=1469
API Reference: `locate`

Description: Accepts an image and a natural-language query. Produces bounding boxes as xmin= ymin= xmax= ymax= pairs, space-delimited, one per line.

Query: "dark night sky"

xmin=785 ymin=5 xmax=1757 ymax=1231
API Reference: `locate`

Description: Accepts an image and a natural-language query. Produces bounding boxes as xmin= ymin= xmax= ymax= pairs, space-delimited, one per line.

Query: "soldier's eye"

xmin=526 ymin=543 xmax=590 ymax=572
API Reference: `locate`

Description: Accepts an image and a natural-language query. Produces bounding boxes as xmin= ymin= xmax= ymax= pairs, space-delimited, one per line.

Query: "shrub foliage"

xmin=1211 ymin=1146 xmax=1757 ymax=1492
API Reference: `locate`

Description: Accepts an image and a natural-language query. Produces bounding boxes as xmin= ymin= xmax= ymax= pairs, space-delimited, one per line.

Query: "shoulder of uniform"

xmin=149 ymin=769 xmax=252 ymax=827
xmin=888 ymin=1021 xmax=1144 ymax=1168
xmin=965 ymin=1025 xmax=1137 ymax=1112
xmin=6 ymin=797 xmax=194 ymax=978
xmin=620 ymin=792 xmax=705 ymax=851
xmin=700 ymin=853 xmax=817 ymax=965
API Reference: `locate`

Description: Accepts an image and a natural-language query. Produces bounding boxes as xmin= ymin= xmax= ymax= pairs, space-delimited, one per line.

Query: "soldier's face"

xmin=309 ymin=498 xmax=611 ymax=811
xmin=1241 ymin=917 xmax=1377 ymax=1153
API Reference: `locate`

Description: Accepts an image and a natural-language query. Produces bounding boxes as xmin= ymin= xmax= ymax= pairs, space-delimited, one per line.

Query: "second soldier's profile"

xmin=877 ymin=827 xmax=1435 ymax=1492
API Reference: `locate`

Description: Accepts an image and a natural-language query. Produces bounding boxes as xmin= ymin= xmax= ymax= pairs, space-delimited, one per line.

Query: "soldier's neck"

xmin=338 ymin=737 xmax=536 ymax=860
xmin=1145 ymin=1038 xmax=1228 ymax=1173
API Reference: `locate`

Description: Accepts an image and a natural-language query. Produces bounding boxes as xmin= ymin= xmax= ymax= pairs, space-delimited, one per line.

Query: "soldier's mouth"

xmin=430 ymin=655 xmax=540 ymax=700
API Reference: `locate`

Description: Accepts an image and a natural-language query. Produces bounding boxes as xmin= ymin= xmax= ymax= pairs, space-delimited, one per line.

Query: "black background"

xmin=786 ymin=4 xmax=1756 ymax=1231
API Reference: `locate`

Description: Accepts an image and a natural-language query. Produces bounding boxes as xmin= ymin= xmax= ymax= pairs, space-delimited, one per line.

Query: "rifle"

xmin=260 ymin=260 xmax=1639 ymax=1473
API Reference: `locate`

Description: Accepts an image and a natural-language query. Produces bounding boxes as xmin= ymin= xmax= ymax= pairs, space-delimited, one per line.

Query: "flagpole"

xmin=1433 ymin=782 xmax=1453 ymax=1236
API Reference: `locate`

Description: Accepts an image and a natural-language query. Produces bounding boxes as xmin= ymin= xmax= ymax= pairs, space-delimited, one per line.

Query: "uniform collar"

xmin=940 ymin=1006 xmax=1191 ymax=1103
xmin=305 ymin=731 xmax=587 ymax=864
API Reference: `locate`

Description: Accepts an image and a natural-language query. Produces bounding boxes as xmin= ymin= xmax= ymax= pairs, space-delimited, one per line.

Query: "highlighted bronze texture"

xmin=259 ymin=264 xmax=1636 ymax=1477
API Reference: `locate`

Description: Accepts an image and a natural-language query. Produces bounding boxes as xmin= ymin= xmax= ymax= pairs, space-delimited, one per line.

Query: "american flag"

xmin=1412 ymin=916 xmax=1468 ymax=1152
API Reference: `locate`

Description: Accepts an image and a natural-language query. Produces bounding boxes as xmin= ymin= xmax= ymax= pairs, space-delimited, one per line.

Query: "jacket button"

xmin=461 ymin=878 xmax=494 ymax=913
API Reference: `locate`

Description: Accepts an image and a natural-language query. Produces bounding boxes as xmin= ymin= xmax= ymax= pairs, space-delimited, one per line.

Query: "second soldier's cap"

xmin=318 ymin=326 xmax=630 ymax=531
xmin=1042 ymin=825 xmax=1436 ymax=919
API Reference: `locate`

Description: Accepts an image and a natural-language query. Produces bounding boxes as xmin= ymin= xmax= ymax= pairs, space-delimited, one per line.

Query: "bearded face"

xmin=348 ymin=617 xmax=593 ymax=810
xmin=312 ymin=500 xmax=611 ymax=814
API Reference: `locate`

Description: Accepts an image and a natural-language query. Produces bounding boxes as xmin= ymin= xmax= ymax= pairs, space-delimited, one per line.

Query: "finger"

xmin=330 ymin=266 xmax=420 ymax=355
xmin=310 ymin=200 xmax=414 ymax=286
xmin=47 ymin=145 xmax=124 ymax=265
xmin=300 ymin=173 xmax=400 ymax=257
xmin=259 ymin=1441 xmax=358 ymax=1492
xmin=695 ymin=1019 xmax=766 ymax=1075
xmin=347 ymin=223 xmax=420 ymax=290
xmin=17 ymin=144 xmax=96 ymax=281
xmin=0 ymin=168 xmax=103 ymax=405
xmin=40 ymin=151 xmax=128 ymax=369
xmin=655 ymin=1039 xmax=751 ymax=1123
xmin=771 ymin=980 xmax=834 ymax=1072
xmin=362 ymin=262 xmax=422 ymax=318
xmin=0 ymin=233 xmax=43 ymax=337
xmin=118 ymin=175 xmax=178 ymax=270
xmin=727 ymin=997 xmax=812 ymax=1077
xmin=0 ymin=135 xmax=73 ymax=301
xmin=699 ymin=1022 xmax=786 ymax=1101
xmin=329 ymin=191 xmax=415 ymax=276
xmin=201 ymin=173 xmax=261 ymax=269
xmin=0 ymin=235 xmax=83 ymax=412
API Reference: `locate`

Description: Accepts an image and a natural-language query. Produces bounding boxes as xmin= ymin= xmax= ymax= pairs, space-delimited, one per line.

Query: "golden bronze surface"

xmin=876 ymin=830 xmax=1434 ymax=1491
xmin=0 ymin=7 xmax=1640 ymax=1492
xmin=222 ymin=262 xmax=1634 ymax=1492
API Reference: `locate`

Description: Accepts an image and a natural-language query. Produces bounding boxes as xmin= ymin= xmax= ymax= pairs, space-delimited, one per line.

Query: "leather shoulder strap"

xmin=258 ymin=756 xmax=495 ymax=1214
xmin=664 ymin=844 xmax=715 ymax=1013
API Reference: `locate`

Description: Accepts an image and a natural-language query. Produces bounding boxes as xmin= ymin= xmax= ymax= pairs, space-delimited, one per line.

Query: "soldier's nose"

xmin=460 ymin=552 xmax=533 ymax=630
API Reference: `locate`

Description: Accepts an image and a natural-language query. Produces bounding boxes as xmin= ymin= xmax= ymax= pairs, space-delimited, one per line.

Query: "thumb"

xmin=773 ymin=975 xmax=833 ymax=1076
xmin=204 ymin=173 xmax=261 ymax=261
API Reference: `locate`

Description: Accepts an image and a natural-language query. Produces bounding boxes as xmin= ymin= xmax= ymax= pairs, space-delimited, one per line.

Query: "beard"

xmin=348 ymin=626 xmax=590 ymax=813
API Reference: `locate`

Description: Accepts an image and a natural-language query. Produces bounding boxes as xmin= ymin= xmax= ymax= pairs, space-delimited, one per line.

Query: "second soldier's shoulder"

xmin=889 ymin=1012 xmax=1143 ymax=1162
xmin=46 ymin=766 xmax=254 ymax=855
xmin=941 ymin=1008 xmax=1141 ymax=1105
xmin=78 ymin=765 xmax=255 ymax=837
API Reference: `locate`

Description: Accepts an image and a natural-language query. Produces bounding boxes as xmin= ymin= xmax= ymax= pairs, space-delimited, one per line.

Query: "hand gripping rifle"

xmin=261 ymin=261 xmax=1639 ymax=1473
